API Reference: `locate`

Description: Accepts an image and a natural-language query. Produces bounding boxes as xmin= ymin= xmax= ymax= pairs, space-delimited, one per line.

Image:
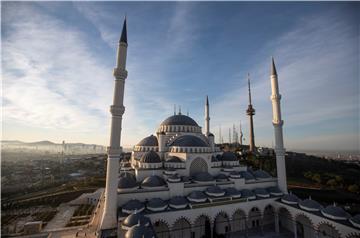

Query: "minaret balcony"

xmin=271 ymin=94 xmax=282 ymax=100
xmin=113 ymin=68 xmax=128 ymax=79
xmin=110 ymin=105 xmax=125 ymax=116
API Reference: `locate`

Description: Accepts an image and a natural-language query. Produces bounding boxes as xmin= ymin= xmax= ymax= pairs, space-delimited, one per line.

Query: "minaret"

xmin=100 ymin=17 xmax=128 ymax=230
xmin=239 ymin=121 xmax=243 ymax=146
xmin=270 ymin=57 xmax=288 ymax=193
xmin=205 ymin=95 xmax=210 ymax=136
xmin=246 ymin=73 xmax=256 ymax=152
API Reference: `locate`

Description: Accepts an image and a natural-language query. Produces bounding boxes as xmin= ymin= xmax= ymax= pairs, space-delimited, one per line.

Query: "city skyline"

xmin=2 ymin=2 xmax=359 ymax=151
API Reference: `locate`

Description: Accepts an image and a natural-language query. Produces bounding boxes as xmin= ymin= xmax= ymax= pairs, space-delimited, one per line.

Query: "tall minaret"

xmin=100 ymin=17 xmax=128 ymax=230
xmin=239 ymin=121 xmax=243 ymax=146
xmin=205 ymin=95 xmax=210 ymax=136
xmin=246 ymin=73 xmax=256 ymax=152
xmin=270 ymin=57 xmax=288 ymax=193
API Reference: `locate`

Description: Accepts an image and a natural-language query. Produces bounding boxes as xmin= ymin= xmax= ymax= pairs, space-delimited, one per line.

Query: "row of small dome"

xmin=118 ymin=170 xmax=272 ymax=190
xmin=136 ymin=150 xmax=240 ymax=164
xmin=281 ymin=193 xmax=360 ymax=228
xmin=136 ymin=134 xmax=210 ymax=148
xmin=120 ymin=186 xmax=283 ymax=215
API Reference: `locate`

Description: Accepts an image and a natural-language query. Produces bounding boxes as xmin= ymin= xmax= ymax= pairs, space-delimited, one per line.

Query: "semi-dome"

xmin=122 ymin=199 xmax=145 ymax=214
xmin=321 ymin=205 xmax=351 ymax=220
xmin=161 ymin=114 xmax=199 ymax=126
xmin=166 ymin=156 xmax=182 ymax=163
xmin=140 ymin=151 xmax=161 ymax=163
xmin=187 ymin=191 xmax=207 ymax=203
xmin=281 ymin=193 xmax=300 ymax=205
xmin=221 ymin=151 xmax=237 ymax=161
xmin=122 ymin=213 xmax=150 ymax=229
xmin=349 ymin=214 xmax=360 ymax=228
xmin=136 ymin=135 xmax=158 ymax=146
xmin=193 ymin=172 xmax=214 ymax=182
xmin=141 ymin=175 xmax=166 ymax=188
xmin=205 ymin=186 xmax=225 ymax=197
xmin=299 ymin=198 xmax=322 ymax=212
xmin=169 ymin=135 xmax=209 ymax=147
xmin=225 ymin=187 xmax=242 ymax=198
xmin=118 ymin=176 xmax=137 ymax=189
xmin=125 ymin=224 xmax=155 ymax=238
xmin=241 ymin=189 xmax=256 ymax=200
xmin=169 ymin=196 xmax=188 ymax=209
xmin=147 ymin=198 xmax=168 ymax=212
xmin=254 ymin=188 xmax=270 ymax=198
xmin=253 ymin=170 xmax=272 ymax=179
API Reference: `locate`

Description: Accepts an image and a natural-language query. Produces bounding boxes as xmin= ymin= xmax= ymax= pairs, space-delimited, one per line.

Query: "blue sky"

xmin=2 ymin=2 xmax=359 ymax=151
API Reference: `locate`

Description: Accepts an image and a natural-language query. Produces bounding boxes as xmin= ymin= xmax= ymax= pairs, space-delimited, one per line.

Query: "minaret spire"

xmin=246 ymin=73 xmax=256 ymax=153
xmin=101 ymin=16 xmax=129 ymax=230
xmin=270 ymin=57 xmax=288 ymax=193
xmin=239 ymin=121 xmax=243 ymax=146
xmin=205 ymin=95 xmax=210 ymax=136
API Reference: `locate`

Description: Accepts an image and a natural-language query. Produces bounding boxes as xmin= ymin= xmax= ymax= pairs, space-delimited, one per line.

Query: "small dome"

xmin=208 ymin=133 xmax=214 ymax=137
xmin=349 ymin=214 xmax=360 ymax=228
xmin=215 ymin=173 xmax=228 ymax=181
xmin=299 ymin=198 xmax=322 ymax=212
xmin=193 ymin=172 xmax=214 ymax=182
xmin=229 ymin=171 xmax=241 ymax=179
xmin=136 ymin=135 xmax=158 ymax=146
xmin=254 ymin=188 xmax=270 ymax=198
xmin=253 ymin=170 xmax=271 ymax=179
xmin=168 ymin=174 xmax=181 ymax=183
xmin=321 ymin=205 xmax=351 ymax=220
xmin=187 ymin=191 xmax=207 ymax=203
xmin=181 ymin=176 xmax=191 ymax=183
xmin=205 ymin=186 xmax=225 ymax=197
xmin=120 ymin=172 xmax=136 ymax=180
xmin=241 ymin=189 xmax=256 ymax=200
xmin=170 ymin=135 xmax=209 ymax=147
xmin=221 ymin=151 xmax=237 ymax=161
xmin=240 ymin=171 xmax=255 ymax=180
xmin=169 ymin=196 xmax=188 ymax=209
xmin=281 ymin=193 xmax=300 ymax=205
xmin=147 ymin=198 xmax=167 ymax=211
xmin=118 ymin=176 xmax=137 ymax=189
xmin=268 ymin=187 xmax=283 ymax=196
xmin=225 ymin=187 xmax=242 ymax=198
xmin=122 ymin=199 xmax=145 ymax=214
xmin=141 ymin=175 xmax=166 ymax=188
xmin=166 ymin=156 xmax=182 ymax=163
xmin=125 ymin=224 xmax=155 ymax=238
xmin=140 ymin=151 xmax=161 ymax=163
xmin=123 ymin=213 xmax=150 ymax=229
xmin=161 ymin=114 xmax=199 ymax=126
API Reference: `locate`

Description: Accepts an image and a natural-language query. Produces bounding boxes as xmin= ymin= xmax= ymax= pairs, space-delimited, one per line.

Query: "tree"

xmin=348 ymin=184 xmax=359 ymax=193
xmin=326 ymin=179 xmax=337 ymax=188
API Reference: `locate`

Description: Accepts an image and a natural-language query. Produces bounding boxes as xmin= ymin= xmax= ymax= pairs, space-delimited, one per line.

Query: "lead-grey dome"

xmin=141 ymin=175 xmax=166 ymax=188
xmin=225 ymin=187 xmax=242 ymax=198
xmin=240 ymin=171 xmax=255 ymax=180
xmin=169 ymin=196 xmax=188 ymax=209
xmin=161 ymin=114 xmax=199 ymax=126
xmin=253 ymin=170 xmax=271 ymax=179
xmin=123 ymin=213 xmax=150 ymax=229
xmin=140 ymin=151 xmax=161 ymax=163
xmin=349 ymin=214 xmax=360 ymax=228
xmin=299 ymin=198 xmax=322 ymax=212
xmin=281 ymin=193 xmax=299 ymax=205
xmin=147 ymin=198 xmax=167 ymax=211
xmin=125 ymin=224 xmax=155 ymax=238
xmin=193 ymin=172 xmax=214 ymax=182
xmin=166 ymin=156 xmax=182 ymax=163
xmin=254 ymin=188 xmax=270 ymax=198
xmin=187 ymin=191 xmax=207 ymax=201
xmin=205 ymin=186 xmax=225 ymax=197
xmin=169 ymin=135 xmax=209 ymax=147
xmin=136 ymin=135 xmax=158 ymax=146
xmin=118 ymin=176 xmax=137 ymax=189
xmin=321 ymin=205 xmax=351 ymax=220
xmin=221 ymin=151 xmax=237 ymax=161
xmin=241 ymin=189 xmax=256 ymax=200
xmin=122 ymin=199 xmax=145 ymax=214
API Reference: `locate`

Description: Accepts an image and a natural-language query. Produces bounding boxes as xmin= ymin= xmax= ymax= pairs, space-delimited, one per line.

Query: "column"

xmin=275 ymin=212 xmax=280 ymax=233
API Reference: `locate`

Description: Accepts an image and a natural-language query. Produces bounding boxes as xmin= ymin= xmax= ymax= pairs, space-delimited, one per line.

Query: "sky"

xmin=2 ymin=2 xmax=359 ymax=152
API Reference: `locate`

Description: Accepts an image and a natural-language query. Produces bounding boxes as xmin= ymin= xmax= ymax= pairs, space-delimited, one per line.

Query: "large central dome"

xmin=160 ymin=114 xmax=199 ymax=126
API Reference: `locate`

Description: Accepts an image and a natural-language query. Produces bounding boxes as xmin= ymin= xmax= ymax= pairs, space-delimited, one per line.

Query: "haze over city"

xmin=2 ymin=2 xmax=359 ymax=152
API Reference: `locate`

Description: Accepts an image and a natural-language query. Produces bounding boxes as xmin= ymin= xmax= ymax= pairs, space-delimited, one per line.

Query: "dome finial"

xmin=178 ymin=106 xmax=182 ymax=115
xmin=174 ymin=104 xmax=176 ymax=115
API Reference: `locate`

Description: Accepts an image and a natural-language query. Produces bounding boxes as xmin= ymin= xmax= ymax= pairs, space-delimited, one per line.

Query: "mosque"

xmin=98 ymin=18 xmax=360 ymax=238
